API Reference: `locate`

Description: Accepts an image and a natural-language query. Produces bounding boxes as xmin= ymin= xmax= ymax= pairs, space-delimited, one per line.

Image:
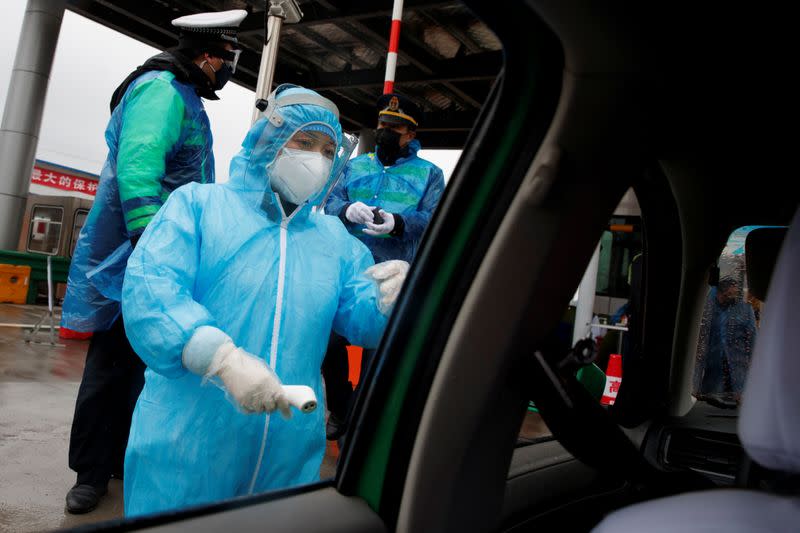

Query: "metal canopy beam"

xmin=417 ymin=9 xmax=484 ymax=55
xmin=305 ymin=51 xmax=500 ymax=91
xmin=239 ymin=0 xmax=461 ymax=35
xmin=66 ymin=0 xmax=177 ymax=52
xmin=63 ymin=0 xmax=494 ymax=148
xmin=293 ymin=27 xmax=373 ymax=69
xmin=339 ymin=17 xmax=483 ymax=109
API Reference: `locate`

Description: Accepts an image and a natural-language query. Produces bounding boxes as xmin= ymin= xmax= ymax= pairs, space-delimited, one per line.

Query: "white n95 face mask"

xmin=269 ymin=147 xmax=332 ymax=205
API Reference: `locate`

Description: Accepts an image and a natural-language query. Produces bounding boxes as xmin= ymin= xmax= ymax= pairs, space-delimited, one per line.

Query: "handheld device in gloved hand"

xmin=207 ymin=343 xmax=318 ymax=416
xmin=372 ymin=207 xmax=384 ymax=225
xmin=208 ymin=344 xmax=289 ymax=415
xmin=283 ymin=385 xmax=317 ymax=413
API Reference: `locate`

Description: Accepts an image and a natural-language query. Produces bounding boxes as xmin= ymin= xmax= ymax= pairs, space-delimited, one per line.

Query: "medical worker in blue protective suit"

xmin=120 ymin=85 xmax=409 ymax=517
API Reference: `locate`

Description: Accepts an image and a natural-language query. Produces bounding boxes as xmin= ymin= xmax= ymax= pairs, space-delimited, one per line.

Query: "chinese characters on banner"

xmin=29 ymin=165 xmax=99 ymax=201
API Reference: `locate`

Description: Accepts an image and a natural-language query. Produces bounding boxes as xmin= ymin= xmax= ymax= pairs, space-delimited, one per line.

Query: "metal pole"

xmin=383 ymin=0 xmax=404 ymax=94
xmin=0 ymin=0 xmax=66 ymax=249
xmin=251 ymin=1 xmax=286 ymax=125
xmin=572 ymin=243 xmax=601 ymax=346
xmin=46 ymin=255 xmax=54 ymax=344
xmin=46 ymin=255 xmax=53 ymax=312
xmin=25 ymin=254 xmax=61 ymax=346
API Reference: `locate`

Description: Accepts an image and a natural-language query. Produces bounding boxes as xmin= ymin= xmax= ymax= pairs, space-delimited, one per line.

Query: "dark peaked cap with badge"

xmin=377 ymin=93 xmax=423 ymax=129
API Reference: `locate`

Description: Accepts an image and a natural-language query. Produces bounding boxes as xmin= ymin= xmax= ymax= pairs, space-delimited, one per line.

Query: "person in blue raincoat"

xmin=61 ymin=10 xmax=247 ymax=514
xmin=120 ymin=85 xmax=409 ymax=517
xmin=693 ymin=275 xmax=757 ymax=408
xmin=321 ymin=93 xmax=446 ymax=440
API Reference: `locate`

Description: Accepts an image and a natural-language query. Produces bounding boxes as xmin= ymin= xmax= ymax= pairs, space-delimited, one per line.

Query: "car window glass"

xmin=0 ymin=2 xmax=496 ymax=528
xmin=515 ymin=190 xmax=643 ymax=445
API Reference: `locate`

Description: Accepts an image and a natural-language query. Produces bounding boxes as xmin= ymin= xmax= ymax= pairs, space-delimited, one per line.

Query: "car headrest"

xmin=738 ymin=207 xmax=800 ymax=473
xmin=745 ymin=227 xmax=787 ymax=301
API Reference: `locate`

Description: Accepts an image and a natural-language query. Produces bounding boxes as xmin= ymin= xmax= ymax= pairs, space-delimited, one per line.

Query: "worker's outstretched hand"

xmin=208 ymin=343 xmax=291 ymax=417
xmin=363 ymin=210 xmax=395 ymax=236
xmin=365 ymin=260 xmax=409 ymax=315
xmin=345 ymin=201 xmax=376 ymax=225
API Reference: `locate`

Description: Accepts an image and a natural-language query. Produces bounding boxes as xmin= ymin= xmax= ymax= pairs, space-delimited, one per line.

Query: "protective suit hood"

xmin=227 ymin=86 xmax=350 ymax=221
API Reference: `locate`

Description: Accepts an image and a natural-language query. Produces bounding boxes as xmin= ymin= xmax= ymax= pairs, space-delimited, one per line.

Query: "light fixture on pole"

xmin=251 ymin=0 xmax=303 ymax=124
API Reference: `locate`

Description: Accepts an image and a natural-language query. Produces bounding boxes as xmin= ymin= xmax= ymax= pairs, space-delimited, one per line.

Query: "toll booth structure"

xmin=0 ymin=160 xmax=97 ymax=304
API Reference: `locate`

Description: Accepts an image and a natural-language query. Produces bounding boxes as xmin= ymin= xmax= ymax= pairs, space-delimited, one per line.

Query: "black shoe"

xmin=326 ymin=413 xmax=348 ymax=441
xmin=65 ymin=484 xmax=107 ymax=514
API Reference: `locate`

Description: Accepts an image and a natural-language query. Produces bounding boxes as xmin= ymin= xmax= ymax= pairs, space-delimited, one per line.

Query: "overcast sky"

xmin=0 ymin=1 xmax=459 ymax=182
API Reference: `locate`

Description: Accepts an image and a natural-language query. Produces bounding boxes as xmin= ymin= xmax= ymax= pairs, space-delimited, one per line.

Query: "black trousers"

xmin=68 ymin=316 xmax=145 ymax=488
xmin=321 ymin=332 xmax=375 ymax=421
xmin=321 ymin=332 xmax=354 ymax=420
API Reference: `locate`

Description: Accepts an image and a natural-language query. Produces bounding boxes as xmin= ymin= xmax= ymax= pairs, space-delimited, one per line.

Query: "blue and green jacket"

xmin=325 ymin=139 xmax=445 ymax=263
xmin=62 ymin=52 xmax=214 ymax=332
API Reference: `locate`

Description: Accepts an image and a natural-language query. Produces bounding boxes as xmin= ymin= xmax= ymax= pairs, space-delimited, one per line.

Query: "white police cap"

xmin=172 ymin=9 xmax=247 ymax=42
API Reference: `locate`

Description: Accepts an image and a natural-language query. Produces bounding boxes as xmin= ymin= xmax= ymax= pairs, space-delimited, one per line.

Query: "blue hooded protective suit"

xmin=120 ymin=86 xmax=386 ymax=517
xmin=62 ymin=58 xmax=215 ymax=333
xmin=325 ymin=139 xmax=445 ymax=263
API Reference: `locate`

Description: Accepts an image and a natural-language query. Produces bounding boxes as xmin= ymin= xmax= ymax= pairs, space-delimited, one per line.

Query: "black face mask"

xmin=375 ymin=128 xmax=403 ymax=165
xmin=212 ymin=63 xmax=233 ymax=91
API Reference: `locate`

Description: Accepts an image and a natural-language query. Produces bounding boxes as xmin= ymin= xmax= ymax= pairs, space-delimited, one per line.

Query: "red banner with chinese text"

xmin=29 ymin=165 xmax=99 ymax=201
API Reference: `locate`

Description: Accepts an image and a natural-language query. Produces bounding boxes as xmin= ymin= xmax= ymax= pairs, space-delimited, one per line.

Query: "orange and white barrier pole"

xmin=383 ymin=0 xmax=404 ymax=94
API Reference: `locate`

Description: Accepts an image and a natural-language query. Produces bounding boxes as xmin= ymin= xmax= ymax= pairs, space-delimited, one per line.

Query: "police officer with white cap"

xmin=63 ymin=9 xmax=246 ymax=514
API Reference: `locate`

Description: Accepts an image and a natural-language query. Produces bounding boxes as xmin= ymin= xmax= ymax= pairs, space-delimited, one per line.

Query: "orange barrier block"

xmin=327 ymin=438 xmax=339 ymax=459
xmin=0 ymin=264 xmax=31 ymax=304
xmin=347 ymin=345 xmax=363 ymax=386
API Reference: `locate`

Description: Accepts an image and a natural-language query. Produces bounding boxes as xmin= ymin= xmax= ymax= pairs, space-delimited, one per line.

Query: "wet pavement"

xmin=0 ymin=303 xmax=339 ymax=532
xmin=0 ymin=304 xmax=110 ymax=532
xmin=0 ymin=303 xmax=548 ymax=532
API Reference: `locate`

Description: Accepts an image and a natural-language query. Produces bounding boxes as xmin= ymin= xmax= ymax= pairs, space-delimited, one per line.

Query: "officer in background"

xmin=323 ymin=93 xmax=446 ymax=440
xmin=62 ymin=9 xmax=246 ymax=514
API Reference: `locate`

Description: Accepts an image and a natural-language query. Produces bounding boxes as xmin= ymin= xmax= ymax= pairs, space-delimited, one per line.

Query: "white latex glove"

xmin=345 ymin=201 xmax=376 ymax=225
xmin=363 ymin=210 xmax=395 ymax=236
xmin=208 ymin=343 xmax=291 ymax=417
xmin=365 ymin=260 xmax=409 ymax=314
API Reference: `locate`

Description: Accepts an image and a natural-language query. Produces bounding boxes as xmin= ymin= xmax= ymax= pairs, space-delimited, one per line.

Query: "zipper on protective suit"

xmin=249 ymin=208 xmax=293 ymax=494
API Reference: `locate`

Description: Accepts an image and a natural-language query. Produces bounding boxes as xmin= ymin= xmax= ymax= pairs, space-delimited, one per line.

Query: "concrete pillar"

xmin=356 ymin=127 xmax=375 ymax=155
xmin=572 ymin=242 xmax=601 ymax=346
xmin=0 ymin=0 xmax=66 ymax=250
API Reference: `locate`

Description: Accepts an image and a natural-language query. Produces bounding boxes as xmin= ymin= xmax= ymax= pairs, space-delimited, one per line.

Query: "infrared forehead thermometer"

xmin=282 ymin=385 xmax=317 ymax=414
